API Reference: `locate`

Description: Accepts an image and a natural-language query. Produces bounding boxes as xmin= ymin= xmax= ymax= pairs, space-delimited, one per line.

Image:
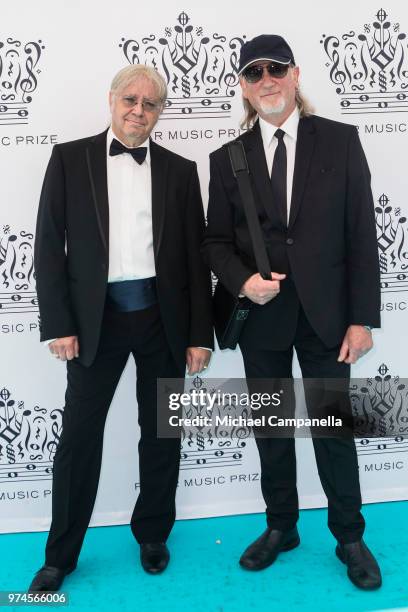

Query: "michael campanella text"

xmin=168 ymin=416 xmax=343 ymax=428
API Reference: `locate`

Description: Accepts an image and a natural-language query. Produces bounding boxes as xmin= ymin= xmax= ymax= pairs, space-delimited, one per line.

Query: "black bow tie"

xmin=109 ymin=138 xmax=147 ymax=164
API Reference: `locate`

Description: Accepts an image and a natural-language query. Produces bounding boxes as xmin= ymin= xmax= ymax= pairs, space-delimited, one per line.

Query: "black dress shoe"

xmin=239 ymin=527 xmax=300 ymax=571
xmin=28 ymin=565 xmax=75 ymax=592
xmin=336 ymin=540 xmax=382 ymax=590
xmin=140 ymin=543 xmax=170 ymax=574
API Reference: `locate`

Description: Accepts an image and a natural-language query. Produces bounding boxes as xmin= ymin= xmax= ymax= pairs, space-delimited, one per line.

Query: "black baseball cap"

xmin=238 ymin=34 xmax=296 ymax=75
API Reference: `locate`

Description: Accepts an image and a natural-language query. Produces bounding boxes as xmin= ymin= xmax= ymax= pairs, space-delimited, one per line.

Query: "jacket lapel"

xmin=289 ymin=116 xmax=316 ymax=229
xmin=86 ymin=130 xmax=109 ymax=254
xmin=150 ymin=139 xmax=168 ymax=258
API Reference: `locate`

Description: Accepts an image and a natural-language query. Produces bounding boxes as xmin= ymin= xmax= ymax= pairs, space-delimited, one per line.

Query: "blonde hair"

xmin=110 ymin=65 xmax=167 ymax=104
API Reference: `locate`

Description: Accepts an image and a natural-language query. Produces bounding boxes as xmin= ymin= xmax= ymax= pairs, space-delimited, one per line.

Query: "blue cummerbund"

xmin=106 ymin=277 xmax=157 ymax=312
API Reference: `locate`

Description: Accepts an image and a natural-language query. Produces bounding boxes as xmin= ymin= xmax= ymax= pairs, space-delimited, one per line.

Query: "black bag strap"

xmin=228 ymin=140 xmax=271 ymax=280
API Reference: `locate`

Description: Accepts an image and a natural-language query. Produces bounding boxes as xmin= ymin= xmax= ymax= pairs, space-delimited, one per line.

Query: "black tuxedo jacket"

xmin=202 ymin=116 xmax=381 ymax=350
xmin=35 ymin=130 xmax=214 ymax=368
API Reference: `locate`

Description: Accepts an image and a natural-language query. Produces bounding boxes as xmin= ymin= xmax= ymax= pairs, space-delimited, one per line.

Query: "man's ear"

xmin=292 ymin=66 xmax=300 ymax=87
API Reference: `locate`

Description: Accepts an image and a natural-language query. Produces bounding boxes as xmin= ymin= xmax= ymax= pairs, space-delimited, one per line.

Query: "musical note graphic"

xmin=375 ymin=194 xmax=408 ymax=294
xmin=0 ymin=388 xmax=62 ymax=484
xmin=161 ymin=96 xmax=232 ymax=119
xmin=0 ymin=102 xmax=29 ymax=124
xmin=380 ymin=272 xmax=408 ymax=292
xmin=356 ymin=436 xmax=408 ymax=456
xmin=0 ymin=292 xmax=38 ymax=313
xmin=0 ymin=38 xmax=45 ymax=125
xmin=180 ymin=443 xmax=245 ymax=470
xmin=0 ymin=461 xmax=53 ymax=483
xmin=0 ymin=227 xmax=37 ymax=314
xmin=339 ymin=91 xmax=408 ymax=113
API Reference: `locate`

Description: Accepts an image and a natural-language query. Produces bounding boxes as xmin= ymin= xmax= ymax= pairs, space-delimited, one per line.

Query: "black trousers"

xmin=45 ymin=303 xmax=183 ymax=570
xmin=240 ymin=307 xmax=365 ymax=544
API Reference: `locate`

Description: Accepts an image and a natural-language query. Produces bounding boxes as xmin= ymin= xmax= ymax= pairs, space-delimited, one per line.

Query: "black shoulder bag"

xmin=213 ymin=140 xmax=271 ymax=350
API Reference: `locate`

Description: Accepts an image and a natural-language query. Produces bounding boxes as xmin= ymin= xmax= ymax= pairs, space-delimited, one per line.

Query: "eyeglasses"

xmin=121 ymin=96 xmax=162 ymax=112
xmin=242 ymin=62 xmax=291 ymax=83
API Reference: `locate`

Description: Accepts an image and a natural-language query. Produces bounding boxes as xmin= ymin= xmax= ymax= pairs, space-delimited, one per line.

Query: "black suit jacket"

xmin=202 ymin=116 xmax=381 ymax=350
xmin=35 ymin=130 xmax=214 ymax=368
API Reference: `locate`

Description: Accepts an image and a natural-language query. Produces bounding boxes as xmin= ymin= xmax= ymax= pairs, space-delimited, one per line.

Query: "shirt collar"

xmin=107 ymin=126 xmax=150 ymax=165
xmin=259 ymin=107 xmax=300 ymax=148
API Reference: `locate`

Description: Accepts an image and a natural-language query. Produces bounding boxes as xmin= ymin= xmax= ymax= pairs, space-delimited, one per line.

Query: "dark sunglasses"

xmin=242 ymin=62 xmax=290 ymax=83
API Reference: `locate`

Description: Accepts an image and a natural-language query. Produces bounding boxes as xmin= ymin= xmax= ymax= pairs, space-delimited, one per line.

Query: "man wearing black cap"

xmin=202 ymin=35 xmax=381 ymax=590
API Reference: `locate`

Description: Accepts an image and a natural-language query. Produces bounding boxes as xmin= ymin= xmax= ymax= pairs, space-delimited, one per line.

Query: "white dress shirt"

xmin=106 ymin=127 xmax=155 ymax=281
xmin=259 ymin=108 xmax=299 ymax=224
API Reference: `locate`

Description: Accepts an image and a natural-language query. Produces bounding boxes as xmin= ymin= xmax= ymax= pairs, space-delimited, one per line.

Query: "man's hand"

xmin=49 ymin=336 xmax=79 ymax=362
xmin=240 ymin=272 xmax=286 ymax=305
xmin=337 ymin=325 xmax=373 ymax=365
xmin=186 ymin=347 xmax=212 ymax=375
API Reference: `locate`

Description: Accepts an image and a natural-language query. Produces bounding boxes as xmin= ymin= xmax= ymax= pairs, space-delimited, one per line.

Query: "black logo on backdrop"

xmin=321 ymin=9 xmax=408 ymax=114
xmin=0 ymin=226 xmax=37 ymax=315
xmin=180 ymin=376 xmax=248 ymax=470
xmin=353 ymin=365 xmax=408 ymax=457
xmin=119 ymin=12 xmax=245 ymax=120
xmin=0 ymin=37 xmax=45 ymax=126
xmin=375 ymin=194 xmax=408 ymax=293
xmin=0 ymin=387 xmax=61 ymax=483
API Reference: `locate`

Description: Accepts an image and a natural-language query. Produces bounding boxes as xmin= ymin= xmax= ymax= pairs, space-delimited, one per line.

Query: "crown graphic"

xmin=374 ymin=194 xmax=408 ymax=293
xmin=0 ymin=37 xmax=45 ymax=125
xmin=0 ymin=225 xmax=37 ymax=314
xmin=350 ymin=364 xmax=408 ymax=455
xmin=119 ymin=12 xmax=245 ymax=120
xmin=321 ymin=9 xmax=408 ymax=114
xmin=0 ymin=386 xmax=62 ymax=483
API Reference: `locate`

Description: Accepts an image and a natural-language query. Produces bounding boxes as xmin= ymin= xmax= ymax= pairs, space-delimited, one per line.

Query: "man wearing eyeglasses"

xmin=30 ymin=64 xmax=213 ymax=591
xmin=202 ymin=35 xmax=381 ymax=590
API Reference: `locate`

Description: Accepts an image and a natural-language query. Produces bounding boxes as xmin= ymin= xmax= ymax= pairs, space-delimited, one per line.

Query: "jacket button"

xmin=286 ymin=238 xmax=294 ymax=245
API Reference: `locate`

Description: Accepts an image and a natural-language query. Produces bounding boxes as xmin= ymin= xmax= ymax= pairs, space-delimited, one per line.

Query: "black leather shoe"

xmin=140 ymin=543 xmax=170 ymax=574
xmin=336 ymin=540 xmax=382 ymax=590
xmin=239 ymin=527 xmax=300 ymax=570
xmin=28 ymin=565 xmax=75 ymax=592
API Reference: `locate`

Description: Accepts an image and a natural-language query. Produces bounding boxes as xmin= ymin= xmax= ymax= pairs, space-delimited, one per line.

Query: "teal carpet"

xmin=1 ymin=502 xmax=407 ymax=612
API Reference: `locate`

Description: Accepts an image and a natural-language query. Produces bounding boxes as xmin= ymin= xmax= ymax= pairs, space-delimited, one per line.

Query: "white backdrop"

xmin=1 ymin=1 xmax=408 ymax=533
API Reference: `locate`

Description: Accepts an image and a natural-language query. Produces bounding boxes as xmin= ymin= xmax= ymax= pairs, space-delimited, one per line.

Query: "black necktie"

xmin=109 ymin=138 xmax=147 ymax=165
xmin=271 ymin=128 xmax=287 ymax=226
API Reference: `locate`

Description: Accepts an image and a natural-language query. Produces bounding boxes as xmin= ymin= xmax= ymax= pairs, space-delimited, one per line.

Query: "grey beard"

xmin=260 ymin=100 xmax=286 ymax=115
